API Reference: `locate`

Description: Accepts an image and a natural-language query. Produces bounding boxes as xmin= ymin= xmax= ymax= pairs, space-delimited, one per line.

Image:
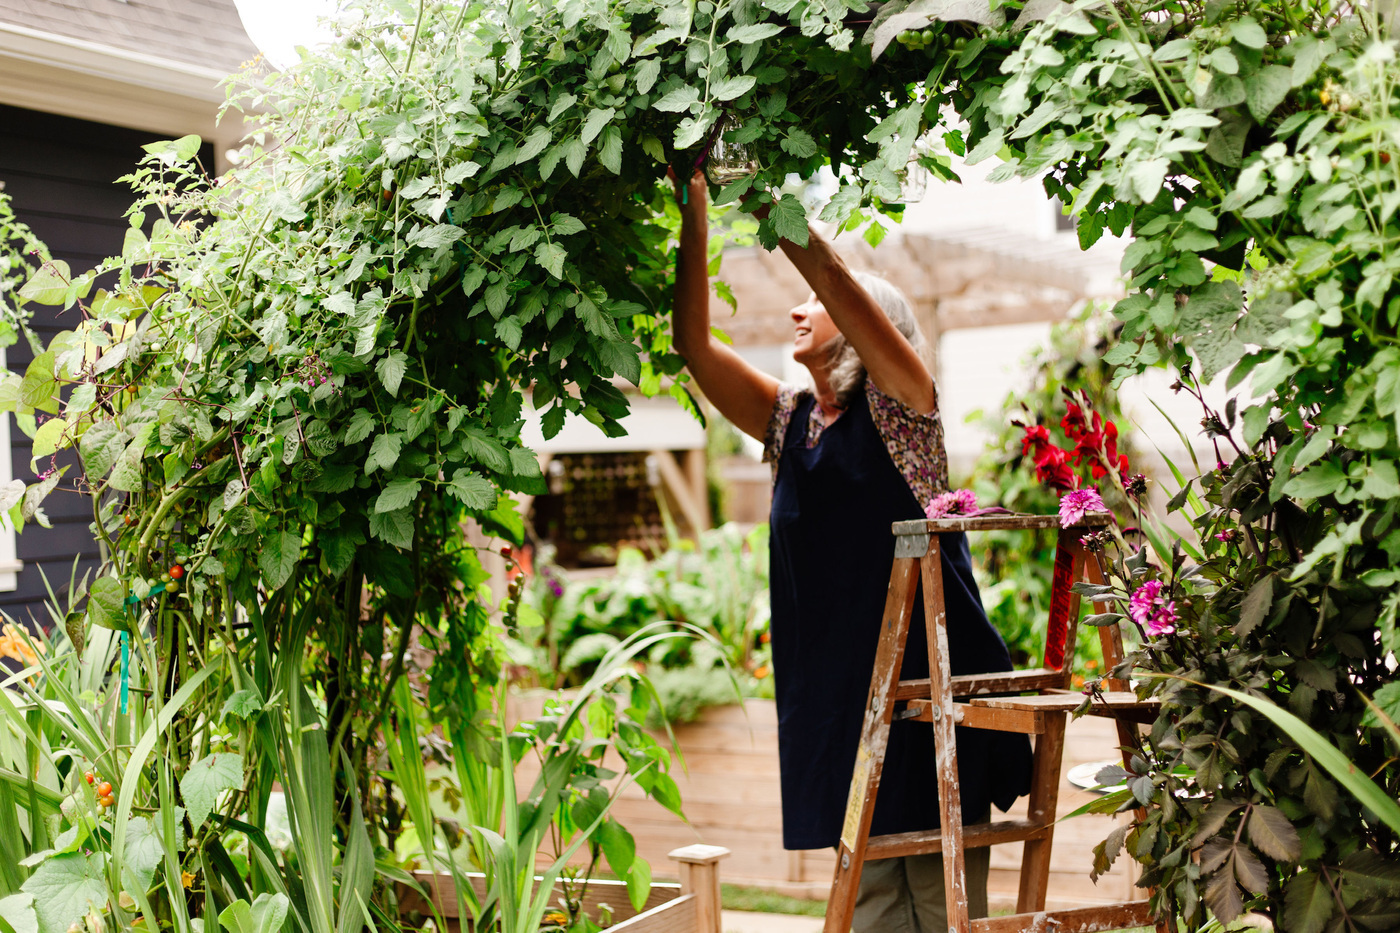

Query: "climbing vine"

xmin=5 ymin=0 xmax=1399 ymax=929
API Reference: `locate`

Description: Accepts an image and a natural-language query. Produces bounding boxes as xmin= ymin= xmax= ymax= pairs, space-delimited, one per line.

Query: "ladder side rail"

xmin=823 ymin=556 xmax=923 ymax=933
xmin=920 ymin=536 xmax=973 ymax=933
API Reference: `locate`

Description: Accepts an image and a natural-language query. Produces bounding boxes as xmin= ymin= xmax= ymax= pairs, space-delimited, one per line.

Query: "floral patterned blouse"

xmin=762 ymin=377 xmax=950 ymax=507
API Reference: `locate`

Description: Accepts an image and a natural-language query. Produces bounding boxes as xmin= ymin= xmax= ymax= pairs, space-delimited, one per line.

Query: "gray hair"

xmin=824 ymin=272 xmax=927 ymax=408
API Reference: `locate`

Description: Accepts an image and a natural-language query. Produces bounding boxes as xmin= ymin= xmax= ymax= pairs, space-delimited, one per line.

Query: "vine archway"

xmin=5 ymin=0 xmax=1398 ymax=930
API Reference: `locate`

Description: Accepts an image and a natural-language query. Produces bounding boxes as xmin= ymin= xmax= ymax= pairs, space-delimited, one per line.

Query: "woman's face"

xmin=789 ymin=292 xmax=840 ymax=368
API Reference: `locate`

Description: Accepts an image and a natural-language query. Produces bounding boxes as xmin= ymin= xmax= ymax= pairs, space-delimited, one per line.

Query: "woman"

xmin=670 ymin=169 xmax=1032 ymax=932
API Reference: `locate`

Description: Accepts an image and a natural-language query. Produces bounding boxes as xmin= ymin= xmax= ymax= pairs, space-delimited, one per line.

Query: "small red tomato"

xmin=1382 ymin=151 xmax=1392 ymax=165
xmin=97 ymin=781 xmax=113 ymax=797
xmin=99 ymin=795 xmax=115 ymax=808
xmin=84 ymin=771 xmax=95 ymax=784
xmin=169 ymin=564 xmax=185 ymax=580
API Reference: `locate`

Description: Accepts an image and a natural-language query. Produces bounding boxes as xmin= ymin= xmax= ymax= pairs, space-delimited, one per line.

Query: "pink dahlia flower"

xmin=926 ymin=489 xmax=977 ymax=519
xmin=1058 ymin=487 xmax=1106 ymax=527
xmin=1129 ymin=580 xmax=1178 ymax=636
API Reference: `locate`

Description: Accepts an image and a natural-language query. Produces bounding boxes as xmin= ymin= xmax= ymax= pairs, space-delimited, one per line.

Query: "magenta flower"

xmin=1058 ymin=487 xmax=1106 ymax=527
xmin=1145 ymin=601 xmax=1178 ymax=636
xmin=926 ymin=488 xmax=977 ymax=519
xmin=1129 ymin=580 xmax=1177 ymax=636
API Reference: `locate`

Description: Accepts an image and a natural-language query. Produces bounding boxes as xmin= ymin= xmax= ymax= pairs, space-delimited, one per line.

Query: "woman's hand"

xmin=667 ymin=166 xmax=779 ymax=441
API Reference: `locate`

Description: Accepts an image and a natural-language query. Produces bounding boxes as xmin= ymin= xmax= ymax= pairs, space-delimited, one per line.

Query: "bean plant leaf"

xmin=123 ymin=817 xmax=166 ymax=893
xmin=219 ymin=893 xmax=289 ymax=933
xmin=87 ymin=576 xmax=128 ymax=631
xmin=625 ymin=859 xmax=652 ymax=914
xmin=258 ymin=531 xmax=301 ymax=591
xmin=180 ymin=753 xmax=243 ymax=831
xmin=0 ymin=894 xmax=37 ymax=933
xmin=596 ymin=818 xmax=635 ymax=878
xmin=20 ymin=853 xmax=108 ymax=933
xmin=17 ymin=262 xmax=73 ymax=307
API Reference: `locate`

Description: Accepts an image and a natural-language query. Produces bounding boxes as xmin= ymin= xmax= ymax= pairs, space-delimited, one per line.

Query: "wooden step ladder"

xmin=823 ymin=512 xmax=1166 ymax=933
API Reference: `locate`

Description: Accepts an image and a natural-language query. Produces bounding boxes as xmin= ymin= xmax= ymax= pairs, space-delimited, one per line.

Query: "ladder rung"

xmin=865 ymin=819 xmax=1052 ymax=860
xmin=903 ymin=699 xmax=1045 ymax=734
xmin=892 ymin=512 xmax=1113 ymax=535
xmin=970 ymin=900 xmax=1156 ymax=933
xmin=969 ymin=692 xmax=1158 ymax=713
xmin=895 ymin=669 xmax=1065 ymax=700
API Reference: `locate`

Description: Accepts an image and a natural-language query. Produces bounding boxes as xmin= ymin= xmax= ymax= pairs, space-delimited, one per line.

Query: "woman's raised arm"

xmin=670 ymin=170 xmax=780 ymax=441
xmin=776 ymin=221 xmax=934 ymax=414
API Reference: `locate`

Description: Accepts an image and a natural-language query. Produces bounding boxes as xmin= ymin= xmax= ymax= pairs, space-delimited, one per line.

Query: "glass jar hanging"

xmin=706 ymin=112 xmax=759 ymax=185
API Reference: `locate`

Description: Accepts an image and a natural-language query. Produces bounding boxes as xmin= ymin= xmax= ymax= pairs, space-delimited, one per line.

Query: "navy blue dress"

xmin=768 ymin=386 xmax=1033 ymax=850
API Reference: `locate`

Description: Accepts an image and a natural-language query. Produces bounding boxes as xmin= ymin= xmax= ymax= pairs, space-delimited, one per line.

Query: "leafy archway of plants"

xmin=5 ymin=0 xmax=1399 ymax=930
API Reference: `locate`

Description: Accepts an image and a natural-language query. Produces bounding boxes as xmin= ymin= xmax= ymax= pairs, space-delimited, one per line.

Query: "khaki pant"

xmin=852 ymin=845 xmax=990 ymax=933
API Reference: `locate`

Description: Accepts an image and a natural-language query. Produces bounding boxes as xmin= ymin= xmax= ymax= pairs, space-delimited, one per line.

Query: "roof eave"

xmin=0 ymin=20 xmax=234 ymax=103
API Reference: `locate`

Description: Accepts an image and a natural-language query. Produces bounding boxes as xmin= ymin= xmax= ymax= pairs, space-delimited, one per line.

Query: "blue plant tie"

xmin=119 ymin=631 xmax=130 ymax=714
xmin=117 ymin=583 xmax=165 ymax=714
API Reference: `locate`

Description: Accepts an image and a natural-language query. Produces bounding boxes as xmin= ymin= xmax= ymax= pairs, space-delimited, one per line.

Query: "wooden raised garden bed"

xmin=401 ymin=845 xmax=729 ymax=933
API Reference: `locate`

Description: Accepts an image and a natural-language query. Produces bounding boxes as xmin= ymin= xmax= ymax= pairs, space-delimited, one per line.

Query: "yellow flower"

xmin=181 ymin=870 xmax=197 ymax=889
xmin=0 ymin=624 xmax=43 ymax=667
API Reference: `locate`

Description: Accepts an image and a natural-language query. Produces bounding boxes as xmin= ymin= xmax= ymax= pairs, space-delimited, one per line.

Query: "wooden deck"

xmin=513 ymin=696 xmax=1143 ymax=909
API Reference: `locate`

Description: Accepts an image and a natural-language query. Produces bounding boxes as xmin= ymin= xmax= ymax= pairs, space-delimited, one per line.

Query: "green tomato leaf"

xmin=712 ymin=75 xmax=756 ymax=102
xmin=375 ymin=478 xmax=422 ymax=513
xmin=581 ymin=108 xmax=616 ymax=145
xmin=536 ymin=242 xmax=567 ymax=279
xmin=727 ymin=23 xmax=784 ymax=44
xmin=376 ymin=351 xmax=409 ymax=397
xmin=769 ymin=194 xmax=809 ymax=247
xmin=448 ymin=469 xmax=496 ymax=509
xmin=344 ymin=409 xmax=376 ymax=445
xmin=653 ymin=85 xmax=700 ymax=113
xmin=369 ymin=507 xmax=415 ymax=549
xmin=366 ymin=433 xmax=404 ymax=473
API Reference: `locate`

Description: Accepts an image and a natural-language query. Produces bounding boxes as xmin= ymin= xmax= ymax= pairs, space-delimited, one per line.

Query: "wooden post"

xmin=683 ymin=447 xmax=711 ymax=530
xmin=670 ymin=844 xmax=730 ymax=933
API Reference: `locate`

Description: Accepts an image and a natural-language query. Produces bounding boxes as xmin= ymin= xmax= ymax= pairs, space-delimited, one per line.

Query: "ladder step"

xmin=865 ymin=819 xmax=1052 ymax=860
xmin=970 ymin=900 xmax=1156 ymax=933
xmin=895 ymin=669 xmax=1065 ymax=701
xmin=903 ymin=699 xmax=1045 ymax=734
xmin=968 ymin=691 xmax=1157 ymax=713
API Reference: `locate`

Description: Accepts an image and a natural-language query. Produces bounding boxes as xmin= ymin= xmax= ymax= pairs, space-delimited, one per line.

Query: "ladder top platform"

xmin=893 ymin=512 xmax=1114 ymax=535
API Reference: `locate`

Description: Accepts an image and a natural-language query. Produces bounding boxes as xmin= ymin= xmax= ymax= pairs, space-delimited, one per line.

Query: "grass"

xmin=718 ymin=889 xmax=1161 ymax=932
xmin=721 ymin=885 xmax=827 ymax=917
